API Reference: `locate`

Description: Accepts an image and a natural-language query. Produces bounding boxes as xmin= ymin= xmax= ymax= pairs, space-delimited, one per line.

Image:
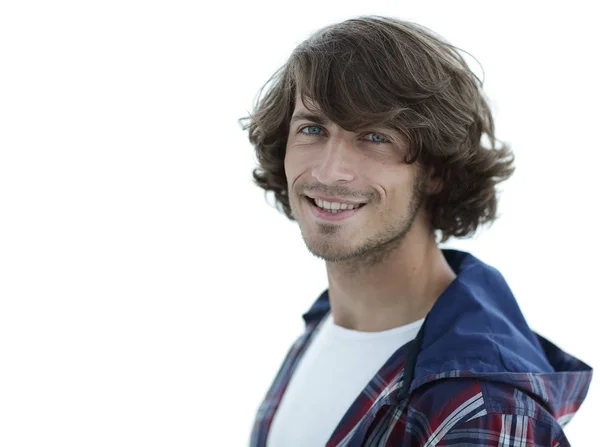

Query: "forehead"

xmin=290 ymin=93 xmax=336 ymax=127
xmin=291 ymin=92 xmax=391 ymax=132
xmin=293 ymin=93 xmax=321 ymax=113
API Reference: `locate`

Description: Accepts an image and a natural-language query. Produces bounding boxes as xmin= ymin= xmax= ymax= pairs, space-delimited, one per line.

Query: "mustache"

xmin=296 ymin=183 xmax=378 ymax=201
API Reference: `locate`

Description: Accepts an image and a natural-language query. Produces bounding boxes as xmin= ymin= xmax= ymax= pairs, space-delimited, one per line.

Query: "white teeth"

xmin=314 ymin=198 xmax=362 ymax=211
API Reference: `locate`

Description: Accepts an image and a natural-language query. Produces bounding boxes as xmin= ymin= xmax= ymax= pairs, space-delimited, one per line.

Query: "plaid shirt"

xmin=250 ymin=250 xmax=593 ymax=446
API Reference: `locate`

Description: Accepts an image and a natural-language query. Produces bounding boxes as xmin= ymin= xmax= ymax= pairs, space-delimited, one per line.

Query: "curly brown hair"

xmin=241 ymin=16 xmax=515 ymax=242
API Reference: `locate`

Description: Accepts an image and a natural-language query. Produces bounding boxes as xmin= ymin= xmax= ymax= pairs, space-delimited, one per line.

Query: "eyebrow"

xmin=289 ymin=111 xmax=331 ymax=126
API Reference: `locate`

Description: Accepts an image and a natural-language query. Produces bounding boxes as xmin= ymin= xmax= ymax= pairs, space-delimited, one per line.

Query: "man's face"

xmin=284 ymin=95 xmax=427 ymax=264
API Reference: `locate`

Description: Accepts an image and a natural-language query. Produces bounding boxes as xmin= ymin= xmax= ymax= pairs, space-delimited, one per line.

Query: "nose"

xmin=311 ymin=136 xmax=356 ymax=185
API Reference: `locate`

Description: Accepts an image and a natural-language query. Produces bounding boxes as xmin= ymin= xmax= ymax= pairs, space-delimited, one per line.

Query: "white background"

xmin=0 ymin=1 xmax=597 ymax=445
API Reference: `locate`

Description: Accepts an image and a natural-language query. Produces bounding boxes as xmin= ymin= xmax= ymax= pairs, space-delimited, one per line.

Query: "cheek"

xmin=372 ymin=169 xmax=418 ymax=205
xmin=284 ymin=163 xmax=298 ymax=193
xmin=284 ymin=146 xmax=310 ymax=182
xmin=283 ymin=149 xmax=294 ymax=182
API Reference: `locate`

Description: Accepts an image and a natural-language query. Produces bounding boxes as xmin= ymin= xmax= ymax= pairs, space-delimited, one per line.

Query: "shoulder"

xmin=367 ymin=378 xmax=569 ymax=446
xmin=409 ymin=377 xmax=559 ymax=424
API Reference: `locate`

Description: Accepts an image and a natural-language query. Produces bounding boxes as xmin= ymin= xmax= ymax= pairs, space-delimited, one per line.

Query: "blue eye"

xmin=365 ymin=133 xmax=388 ymax=144
xmin=300 ymin=125 xmax=323 ymax=135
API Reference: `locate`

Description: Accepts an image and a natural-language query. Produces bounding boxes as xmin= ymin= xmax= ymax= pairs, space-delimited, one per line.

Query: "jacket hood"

xmin=302 ymin=249 xmax=593 ymax=422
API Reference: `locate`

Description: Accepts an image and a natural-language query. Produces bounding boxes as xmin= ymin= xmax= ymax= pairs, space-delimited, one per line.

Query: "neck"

xmin=325 ymin=219 xmax=456 ymax=332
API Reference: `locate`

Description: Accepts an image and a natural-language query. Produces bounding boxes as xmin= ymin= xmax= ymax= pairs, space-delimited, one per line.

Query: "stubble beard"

xmin=296 ymin=176 xmax=426 ymax=270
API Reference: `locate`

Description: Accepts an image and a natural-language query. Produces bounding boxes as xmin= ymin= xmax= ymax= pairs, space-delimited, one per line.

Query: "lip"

xmin=305 ymin=193 xmax=367 ymax=206
xmin=305 ymin=196 xmax=364 ymax=222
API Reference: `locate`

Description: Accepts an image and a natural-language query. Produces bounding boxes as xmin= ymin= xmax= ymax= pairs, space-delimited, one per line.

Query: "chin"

xmin=304 ymin=237 xmax=358 ymax=262
xmin=309 ymin=248 xmax=354 ymax=263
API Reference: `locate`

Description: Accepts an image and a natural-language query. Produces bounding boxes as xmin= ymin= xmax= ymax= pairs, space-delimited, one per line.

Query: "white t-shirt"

xmin=267 ymin=312 xmax=425 ymax=447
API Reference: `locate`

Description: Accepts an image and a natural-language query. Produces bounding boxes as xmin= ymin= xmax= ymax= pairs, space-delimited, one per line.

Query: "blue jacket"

xmin=250 ymin=249 xmax=593 ymax=446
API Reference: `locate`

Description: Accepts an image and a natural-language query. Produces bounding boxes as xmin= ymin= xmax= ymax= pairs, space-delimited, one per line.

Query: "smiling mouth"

xmin=306 ymin=197 xmax=367 ymax=213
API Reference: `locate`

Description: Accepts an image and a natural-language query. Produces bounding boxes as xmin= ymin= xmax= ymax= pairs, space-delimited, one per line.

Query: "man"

xmin=242 ymin=16 xmax=592 ymax=446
